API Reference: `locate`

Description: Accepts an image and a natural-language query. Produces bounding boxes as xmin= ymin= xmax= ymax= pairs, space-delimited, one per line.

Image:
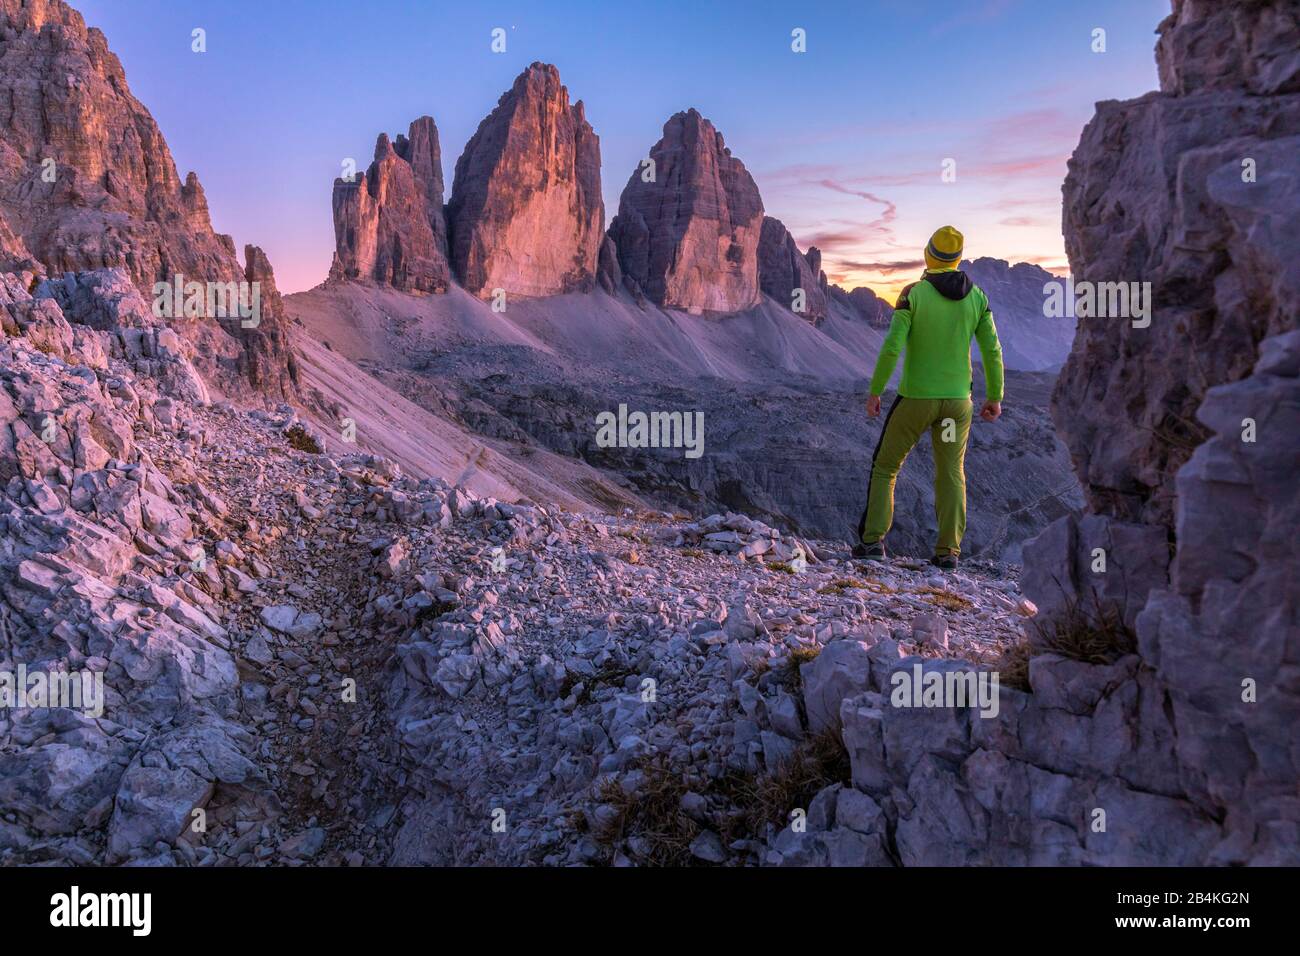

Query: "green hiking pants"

xmin=857 ymin=396 xmax=973 ymax=556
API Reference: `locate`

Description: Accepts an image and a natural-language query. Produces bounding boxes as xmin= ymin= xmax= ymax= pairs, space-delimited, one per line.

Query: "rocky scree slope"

xmin=1 ymin=263 xmax=1046 ymax=866
xmin=287 ymin=278 xmax=1080 ymax=560
xmin=385 ymin=346 xmax=1077 ymax=562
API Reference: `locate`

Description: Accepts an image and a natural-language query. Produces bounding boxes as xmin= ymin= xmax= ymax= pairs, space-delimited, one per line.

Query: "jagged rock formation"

xmin=330 ymin=118 xmax=451 ymax=294
xmin=1054 ymin=0 xmax=1299 ymax=527
xmin=608 ymin=109 xmax=764 ymax=314
xmin=595 ymin=235 xmax=623 ymax=296
xmin=0 ymin=209 xmax=36 ymax=273
xmin=963 ymin=258 xmax=1076 ymax=371
xmin=0 ymin=0 xmax=298 ymax=401
xmin=1026 ymin=0 xmax=1300 ymax=863
xmin=239 ymin=245 xmax=300 ymax=396
xmin=758 ymin=217 xmax=828 ymax=321
xmin=446 ymin=63 xmax=603 ymax=298
xmin=828 ymin=284 xmax=892 ymax=329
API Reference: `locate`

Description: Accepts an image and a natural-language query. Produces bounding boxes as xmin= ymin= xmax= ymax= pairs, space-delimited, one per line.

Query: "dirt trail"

xmin=147 ymin=405 xmax=411 ymax=865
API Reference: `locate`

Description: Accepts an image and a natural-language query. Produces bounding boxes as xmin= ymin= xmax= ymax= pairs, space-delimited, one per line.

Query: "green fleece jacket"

xmin=869 ymin=270 xmax=1005 ymax=402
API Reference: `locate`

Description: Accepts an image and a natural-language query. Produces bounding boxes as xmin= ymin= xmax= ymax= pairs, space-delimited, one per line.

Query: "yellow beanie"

xmin=924 ymin=225 xmax=964 ymax=271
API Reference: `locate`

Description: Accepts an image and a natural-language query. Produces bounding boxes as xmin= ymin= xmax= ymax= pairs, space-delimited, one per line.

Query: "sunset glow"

xmin=77 ymin=0 xmax=1162 ymax=297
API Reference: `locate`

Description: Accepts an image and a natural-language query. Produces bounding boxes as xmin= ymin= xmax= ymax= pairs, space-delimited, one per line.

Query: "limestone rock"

xmin=331 ymin=118 xmax=451 ymax=293
xmin=446 ymin=63 xmax=603 ymax=298
xmin=1055 ymin=0 xmax=1300 ymax=527
xmin=801 ymin=636 xmax=877 ymax=734
xmin=608 ymin=109 xmax=764 ymax=314
xmin=1013 ymin=0 xmax=1300 ymax=866
xmin=1021 ymin=512 xmax=1171 ymax=641
xmin=758 ymin=216 xmax=827 ymax=321
xmin=0 ymin=0 xmax=299 ymax=400
xmin=1135 ymin=330 xmax=1300 ymax=862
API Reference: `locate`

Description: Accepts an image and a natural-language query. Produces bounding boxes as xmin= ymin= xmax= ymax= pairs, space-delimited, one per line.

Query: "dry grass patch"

xmin=718 ymin=731 xmax=852 ymax=844
xmin=285 ymin=424 xmax=322 ymax=454
xmin=781 ymin=645 xmax=822 ymax=694
xmin=820 ymin=576 xmax=897 ymax=596
xmin=592 ymin=730 xmax=851 ymax=866
xmin=592 ymin=756 xmax=700 ymax=866
xmin=1033 ymin=592 xmax=1136 ymax=665
xmin=994 ymin=639 xmax=1033 ymax=692
xmin=995 ymin=593 xmax=1139 ymax=693
xmin=915 ymin=586 xmax=973 ymax=612
xmin=818 ymin=577 xmax=866 ymax=595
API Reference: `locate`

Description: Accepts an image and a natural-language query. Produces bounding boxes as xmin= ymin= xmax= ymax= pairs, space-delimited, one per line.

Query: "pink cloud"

xmin=837 ymin=258 xmax=925 ymax=275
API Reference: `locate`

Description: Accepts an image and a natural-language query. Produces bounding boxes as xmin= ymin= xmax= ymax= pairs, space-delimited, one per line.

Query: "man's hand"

xmin=866 ymin=394 xmax=882 ymax=418
xmin=980 ymin=401 xmax=1002 ymax=422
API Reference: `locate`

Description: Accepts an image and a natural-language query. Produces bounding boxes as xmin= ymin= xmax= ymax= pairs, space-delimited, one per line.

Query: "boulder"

xmin=801 ymin=637 xmax=876 ymax=734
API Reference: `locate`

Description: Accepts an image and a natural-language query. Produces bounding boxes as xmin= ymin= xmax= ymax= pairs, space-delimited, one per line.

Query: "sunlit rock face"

xmin=446 ymin=63 xmax=604 ymax=299
xmin=0 ymin=0 xmax=300 ymax=400
xmin=331 ymin=117 xmax=452 ymax=294
xmin=609 ymin=109 xmax=764 ymax=314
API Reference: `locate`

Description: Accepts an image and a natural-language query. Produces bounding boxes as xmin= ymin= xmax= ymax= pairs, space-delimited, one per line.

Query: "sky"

xmin=77 ymin=0 xmax=1167 ymax=300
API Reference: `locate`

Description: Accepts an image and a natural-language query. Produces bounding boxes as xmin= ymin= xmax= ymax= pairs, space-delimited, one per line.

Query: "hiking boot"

xmin=853 ymin=540 xmax=887 ymax=561
xmin=931 ymin=553 xmax=959 ymax=571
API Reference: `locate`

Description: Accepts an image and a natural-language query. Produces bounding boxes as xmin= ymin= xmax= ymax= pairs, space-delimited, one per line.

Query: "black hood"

xmin=923 ymin=270 xmax=973 ymax=300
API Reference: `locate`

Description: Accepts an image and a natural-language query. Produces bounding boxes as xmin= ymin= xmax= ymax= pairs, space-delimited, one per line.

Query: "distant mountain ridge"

xmin=324 ymin=61 xmax=1074 ymax=371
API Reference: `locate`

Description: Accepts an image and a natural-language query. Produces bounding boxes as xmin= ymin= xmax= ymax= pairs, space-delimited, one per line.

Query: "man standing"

xmin=855 ymin=226 xmax=1004 ymax=570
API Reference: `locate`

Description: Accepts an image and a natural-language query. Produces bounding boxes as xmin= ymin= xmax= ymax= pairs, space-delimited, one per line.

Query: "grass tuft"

xmin=994 ymin=639 xmax=1033 ymax=692
xmin=781 ymin=646 xmax=821 ymax=694
xmin=592 ymin=730 xmax=851 ymax=866
xmin=285 ymin=424 xmax=323 ymax=454
xmin=593 ymin=757 xmax=700 ymax=866
xmin=916 ymin=586 xmax=973 ymax=612
xmin=719 ymin=731 xmax=852 ymax=843
xmin=1033 ymin=591 xmax=1136 ymax=665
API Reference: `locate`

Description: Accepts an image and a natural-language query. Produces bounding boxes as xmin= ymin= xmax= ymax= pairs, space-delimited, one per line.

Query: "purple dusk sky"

xmin=76 ymin=0 xmax=1166 ymax=300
